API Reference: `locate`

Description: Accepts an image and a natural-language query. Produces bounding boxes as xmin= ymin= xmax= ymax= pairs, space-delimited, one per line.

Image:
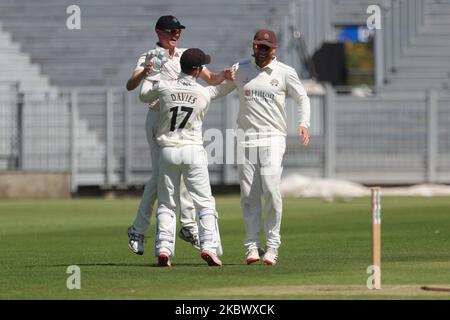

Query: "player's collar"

xmin=179 ymin=73 xmax=197 ymax=82
xmin=252 ymin=57 xmax=277 ymax=71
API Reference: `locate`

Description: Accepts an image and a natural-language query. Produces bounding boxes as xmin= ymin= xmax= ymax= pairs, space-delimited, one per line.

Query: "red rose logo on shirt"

xmin=270 ymin=79 xmax=279 ymax=86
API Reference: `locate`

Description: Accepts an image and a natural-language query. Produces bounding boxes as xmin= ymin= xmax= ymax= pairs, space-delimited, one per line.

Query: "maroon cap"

xmin=180 ymin=48 xmax=211 ymax=69
xmin=253 ymin=29 xmax=277 ymax=48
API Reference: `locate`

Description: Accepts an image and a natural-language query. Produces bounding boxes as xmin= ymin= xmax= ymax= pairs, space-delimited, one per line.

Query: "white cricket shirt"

xmin=135 ymin=44 xmax=186 ymax=80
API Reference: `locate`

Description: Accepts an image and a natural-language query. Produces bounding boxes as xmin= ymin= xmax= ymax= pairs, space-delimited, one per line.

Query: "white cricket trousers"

xmin=131 ymin=110 xmax=197 ymax=235
xmin=238 ymin=136 xmax=286 ymax=251
xmin=155 ymin=145 xmax=222 ymax=257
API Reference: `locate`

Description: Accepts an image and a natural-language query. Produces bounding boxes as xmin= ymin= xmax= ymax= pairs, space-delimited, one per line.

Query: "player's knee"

xmin=157 ymin=204 xmax=176 ymax=214
xmin=198 ymin=208 xmax=217 ymax=219
xmin=264 ymin=189 xmax=282 ymax=204
xmin=241 ymin=195 xmax=260 ymax=208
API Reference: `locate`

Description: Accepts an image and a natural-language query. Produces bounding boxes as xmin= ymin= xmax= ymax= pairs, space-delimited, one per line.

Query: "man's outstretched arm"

xmin=200 ymin=67 xmax=235 ymax=86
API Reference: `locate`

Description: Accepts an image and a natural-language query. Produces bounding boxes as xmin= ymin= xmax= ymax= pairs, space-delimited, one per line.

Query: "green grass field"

xmin=0 ymin=196 xmax=449 ymax=300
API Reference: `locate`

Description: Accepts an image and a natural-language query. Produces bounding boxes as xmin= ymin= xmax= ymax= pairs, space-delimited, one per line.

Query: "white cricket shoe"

xmin=201 ymin=251 xmax=223 ymax=267
xmin=157 ymin=252 xmax=171 ymax=267
xmin=128 ymin=226 xmax=145 ymax=255
xmin=246 ymin=248 xmax=260 ymax=265
xmin=178 ymin=227 xmax=200 ymax=250
xmin=263 ymin=247 xmax=278 ymax=265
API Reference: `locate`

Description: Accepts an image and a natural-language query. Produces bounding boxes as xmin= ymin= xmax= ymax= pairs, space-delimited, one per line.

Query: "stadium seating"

xmin=0 ymin=0 xmax=293 ymax=89
xmin=1 ymin=0 xmax=448 ymax=93
xmin=382 ymin=0 xmax=450 ymax=91
xmin=1 ymin=0 xmax=449 ymax=187
xmin=0 ymin=23 xmax=55 ymax=94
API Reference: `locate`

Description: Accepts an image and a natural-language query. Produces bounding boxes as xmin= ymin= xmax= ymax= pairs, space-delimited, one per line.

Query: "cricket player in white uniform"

xmin=140 ymin=48 xmax=226 ymax=267
xmin=125 ymin=15 xmax=233 ymax=255
xmin=212 ymin=29 xmax=311 ymax=265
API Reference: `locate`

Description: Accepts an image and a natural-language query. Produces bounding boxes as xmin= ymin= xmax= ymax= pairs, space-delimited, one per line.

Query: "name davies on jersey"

xmin=170 ymin=93 xmax=197 ymax=104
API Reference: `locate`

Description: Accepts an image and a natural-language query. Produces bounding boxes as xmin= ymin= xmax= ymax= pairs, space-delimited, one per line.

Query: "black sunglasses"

xmin=162 ymin=28 xmax=182 ymax=35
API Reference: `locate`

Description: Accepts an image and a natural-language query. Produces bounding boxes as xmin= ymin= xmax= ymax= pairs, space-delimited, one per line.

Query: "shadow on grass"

xmin=36 ymin=262 xmax=244 ymax=268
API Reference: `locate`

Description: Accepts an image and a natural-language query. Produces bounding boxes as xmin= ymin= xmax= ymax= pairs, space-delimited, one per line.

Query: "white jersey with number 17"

xmin=140 ymin=73 xmax=220 ymax=147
